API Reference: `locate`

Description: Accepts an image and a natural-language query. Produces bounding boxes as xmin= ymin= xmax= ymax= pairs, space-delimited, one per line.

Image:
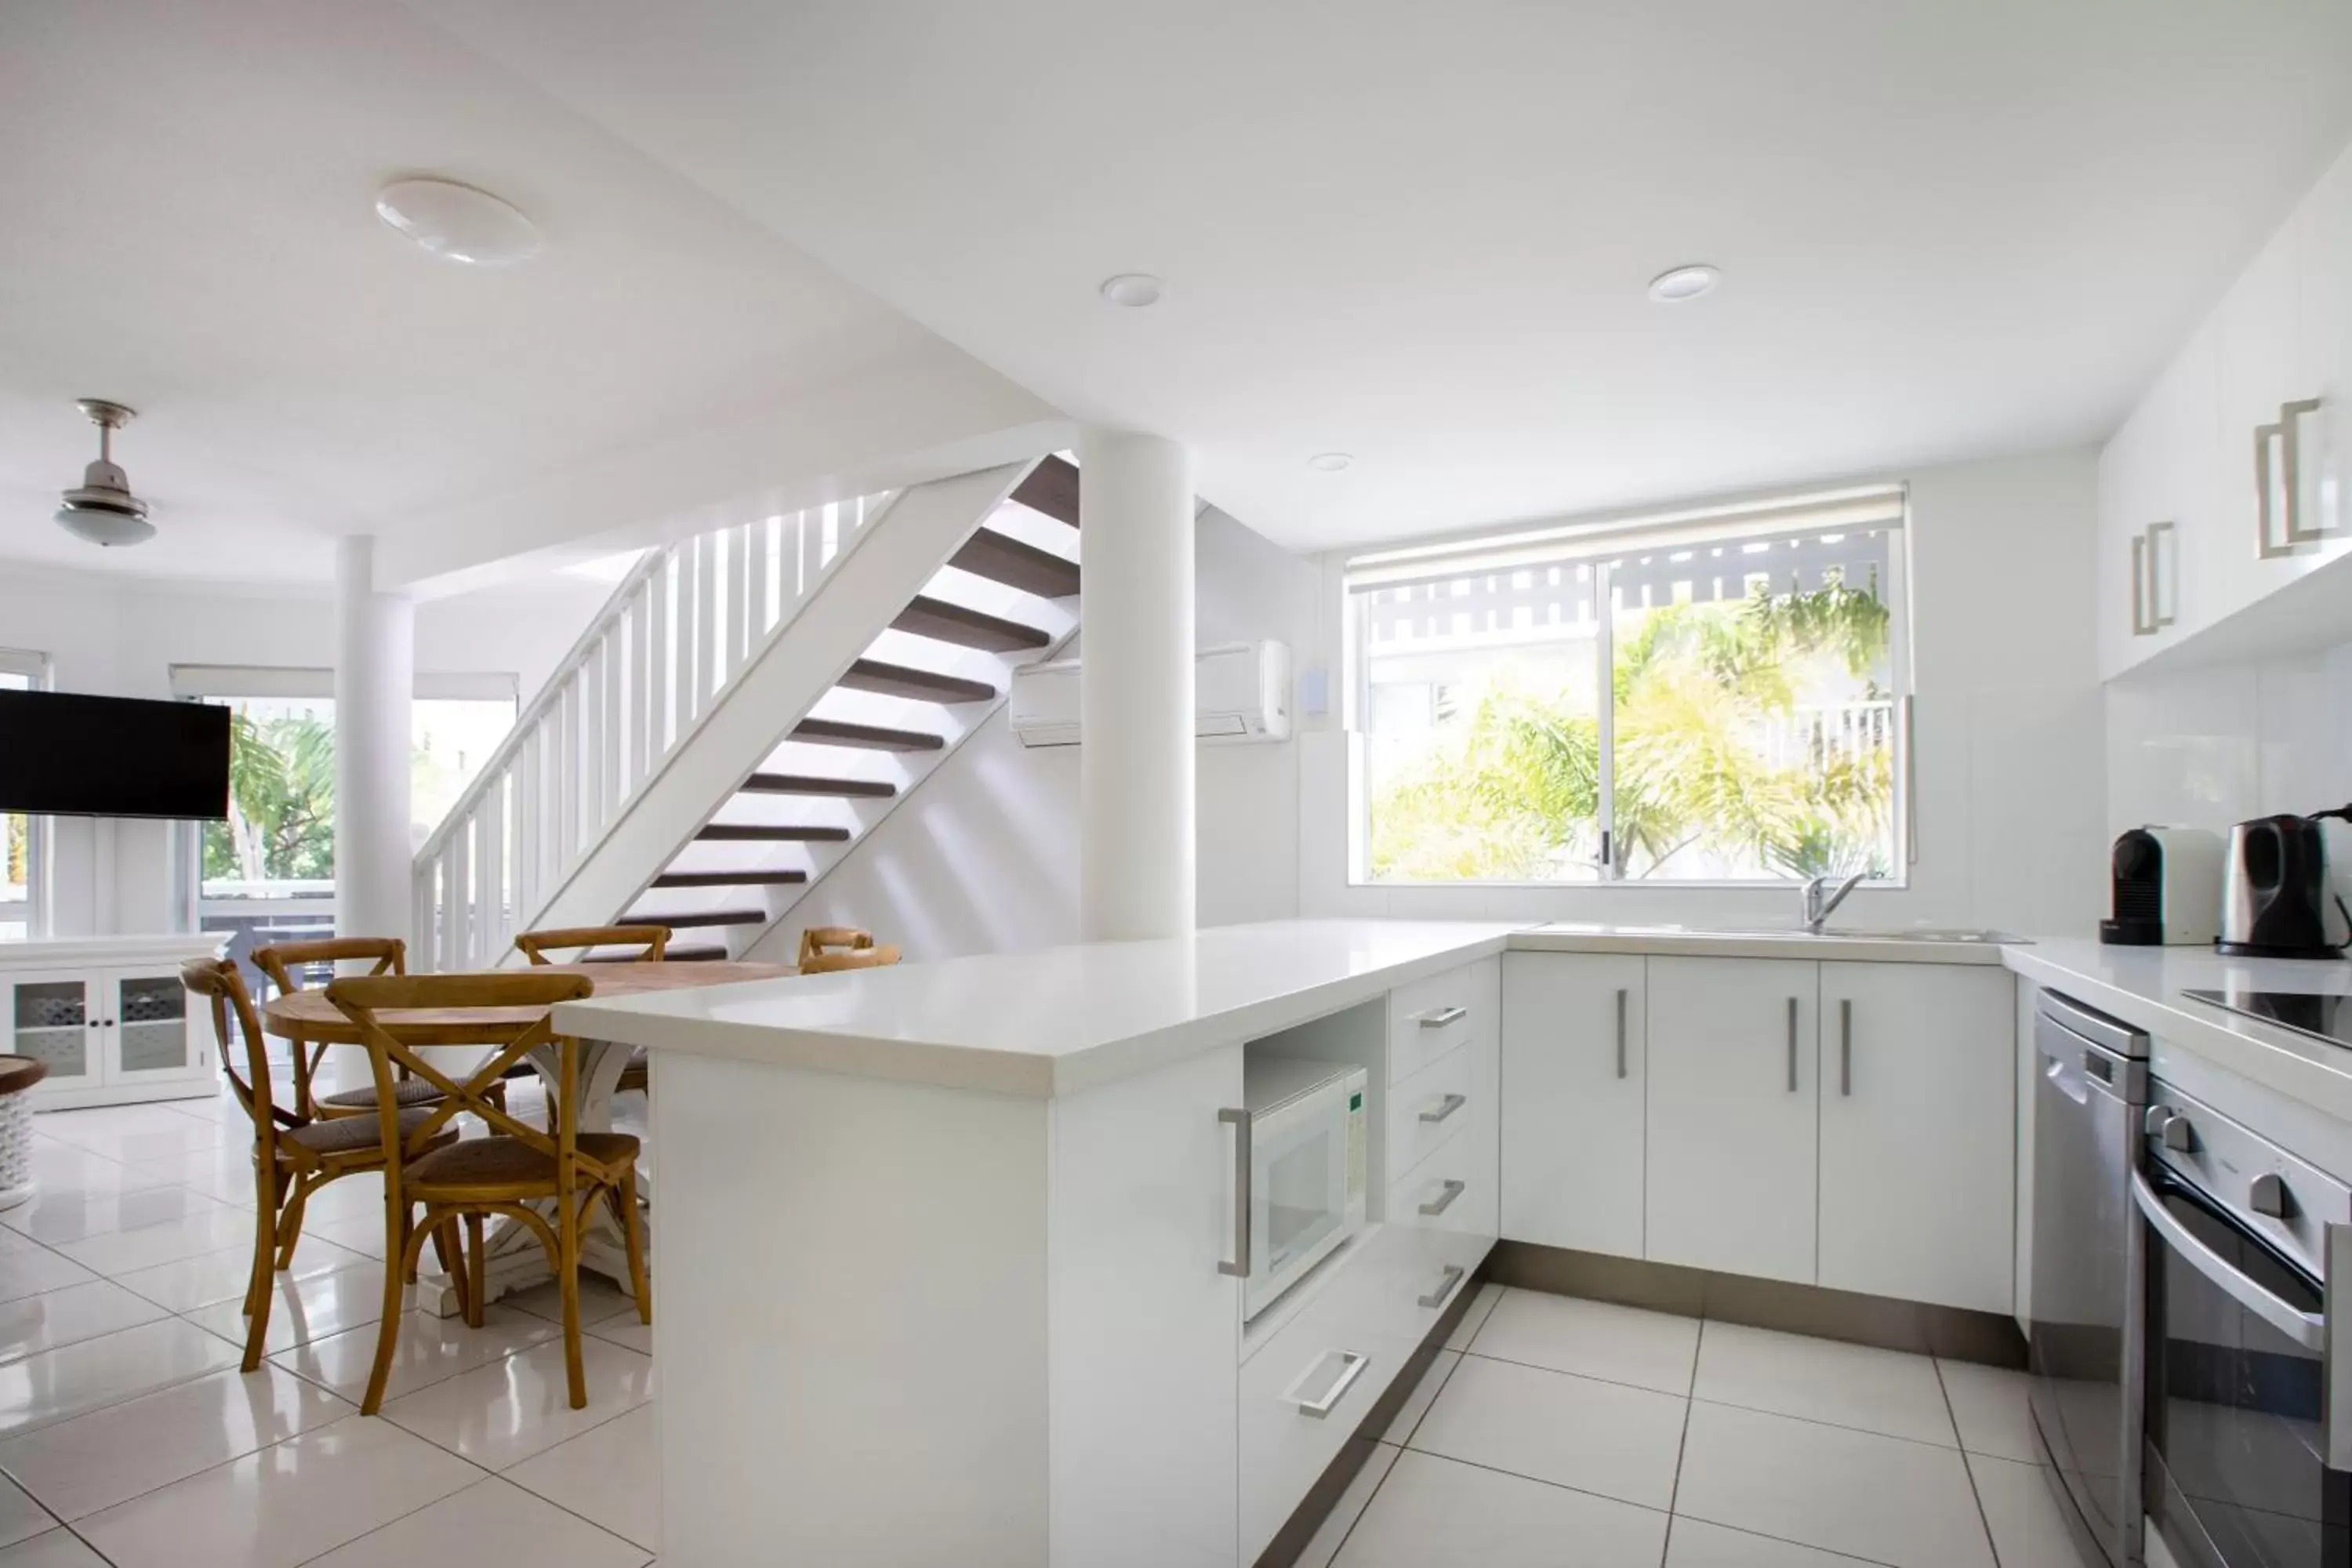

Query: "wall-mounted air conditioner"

xmin=1008 ymin=641 xmax=1291 ymax=749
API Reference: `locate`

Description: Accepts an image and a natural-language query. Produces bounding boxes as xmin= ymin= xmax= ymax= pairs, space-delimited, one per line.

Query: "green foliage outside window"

xmin=202 ymin=711 xmax=336 ymax=884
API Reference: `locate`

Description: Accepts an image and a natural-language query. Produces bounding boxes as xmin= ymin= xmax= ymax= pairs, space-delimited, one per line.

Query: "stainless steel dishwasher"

xmin=2030 ymin=989 xmax=2151 ymax=1568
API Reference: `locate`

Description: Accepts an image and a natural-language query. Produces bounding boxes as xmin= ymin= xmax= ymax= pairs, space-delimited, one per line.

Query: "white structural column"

xmin=1077 ymin=430 xmax=1196 ymax=941
xmin=333 ymin=535 xmax=416 ymax=946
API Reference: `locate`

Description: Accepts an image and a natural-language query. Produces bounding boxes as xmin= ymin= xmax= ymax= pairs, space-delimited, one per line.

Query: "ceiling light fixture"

xmin=1308 ymin=452 xmax=1354 ymax=473
xmin=376 ymin=177 xmax=543 ymax=267
xmin=53 ymin=400 xmax=154 ymax=548
xmin=1647 ymin=263 xmax=1720 ymax=303
xmin=1098 ymin=273 xmax=1164 ymax=308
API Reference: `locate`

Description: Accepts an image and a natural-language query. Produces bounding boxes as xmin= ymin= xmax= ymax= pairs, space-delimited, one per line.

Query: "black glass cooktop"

xmin=2184 ymin=989 xmax=2352 ymax=1050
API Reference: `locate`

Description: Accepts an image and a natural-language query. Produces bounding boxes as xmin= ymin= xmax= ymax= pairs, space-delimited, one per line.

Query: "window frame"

xmin=1344 ymin=488 xmax=1915 ymax=890
xmin=0 ymin=648 xmax=53 ymax=939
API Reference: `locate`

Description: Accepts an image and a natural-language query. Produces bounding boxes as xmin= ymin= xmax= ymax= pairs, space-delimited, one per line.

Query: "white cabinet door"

xmin=1646 ymin=957 xmax=1818 ymax=1285
xmin=1818 ymin=962 xmax=2016 ymax=1315
xmin=1500 ymin=952 xmax=1645 ymax=1259
xmin=99 ymin=968 xmax=211 ymax=1088
xmin=2 ymin=971 xmax=103 ymax=1093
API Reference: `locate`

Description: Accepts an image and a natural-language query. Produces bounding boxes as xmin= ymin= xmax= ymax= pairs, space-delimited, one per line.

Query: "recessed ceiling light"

xmin=1098 ymin=273 xmax=1164 ymax=308
xmin=1648 ymin=263 xmax=1719 ymax=303
xmin=376 ymin=177 xmax=543 ymax=267
xmin=1308 ymin=452 xmax=1353 ymax=473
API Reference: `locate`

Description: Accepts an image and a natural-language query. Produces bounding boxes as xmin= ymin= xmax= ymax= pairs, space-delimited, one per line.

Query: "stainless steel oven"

xmin=2139 ymin=1081 xmax=2352 ymax=1568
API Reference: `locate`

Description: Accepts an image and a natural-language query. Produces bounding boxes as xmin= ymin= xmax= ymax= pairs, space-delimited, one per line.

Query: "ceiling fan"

xmin=54 ymin=398 xmax=154 ymax=547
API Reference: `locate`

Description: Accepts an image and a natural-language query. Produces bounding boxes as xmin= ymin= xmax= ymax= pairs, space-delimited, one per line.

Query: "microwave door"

xmin=1252 ymin=1096 xmax=1347 ymax=1294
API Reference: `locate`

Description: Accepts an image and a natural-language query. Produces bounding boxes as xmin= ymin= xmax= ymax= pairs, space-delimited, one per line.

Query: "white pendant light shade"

xmin=54 ymin=399 xmax=154 ymax=547
xmin=376 ymin=178 xmax=543 ymax=267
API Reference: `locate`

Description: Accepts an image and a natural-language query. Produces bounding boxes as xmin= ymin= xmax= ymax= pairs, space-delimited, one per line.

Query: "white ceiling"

xmin=416 ymin=0 xmax=2352 ymax=551
xmin=0 ymin=1 xmax=1029 ymax=583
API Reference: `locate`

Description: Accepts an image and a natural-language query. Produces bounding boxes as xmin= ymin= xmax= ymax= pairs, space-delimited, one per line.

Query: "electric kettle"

xmin=2217 ymin=806 xmax=2352 ymax=958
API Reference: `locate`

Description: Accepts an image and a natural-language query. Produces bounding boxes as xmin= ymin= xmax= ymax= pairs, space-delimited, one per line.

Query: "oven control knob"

xmin=2153 ymin=1112 xmax=2196 ymax=1153
xmin=2143 ymin=1106 xmax=2176 ymax=1139
xmin=2250 ymin=1171 xmax=2293 ymax=1220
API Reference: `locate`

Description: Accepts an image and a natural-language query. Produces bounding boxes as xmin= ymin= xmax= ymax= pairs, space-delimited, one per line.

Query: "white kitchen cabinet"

xmin=1500 ymin=952 xmax=1646 ymax=1259
xmin=1387 ymin=958 xmax=1496 ymax=1084
xmin=0 ymin=939 xmax=221 ymax=1109
xmin=1817 ymin=962 xmax=2016 ymax=1314
xmin=1645 ymin=956 xmax=1818 ymax=1285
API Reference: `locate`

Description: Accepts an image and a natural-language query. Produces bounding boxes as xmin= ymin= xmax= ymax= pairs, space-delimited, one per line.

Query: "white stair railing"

xmin=412 ymin=494 xmax=894 ymax=971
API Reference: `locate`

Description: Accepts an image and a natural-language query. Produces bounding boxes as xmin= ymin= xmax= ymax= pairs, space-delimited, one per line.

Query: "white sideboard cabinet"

xmin=0 ymin=937 xmax=226 ymax=1109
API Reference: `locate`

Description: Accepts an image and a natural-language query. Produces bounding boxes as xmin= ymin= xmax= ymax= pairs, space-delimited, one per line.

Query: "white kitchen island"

xmin=554 ymin=919 xmax=1521 ymax=1568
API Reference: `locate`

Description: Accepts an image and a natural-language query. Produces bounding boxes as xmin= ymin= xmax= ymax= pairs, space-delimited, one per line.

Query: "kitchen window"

xmin=0 ymin=649 xmax=51 ymax=939
xmin=1347 ymin=488 xmax=1912 ymax=885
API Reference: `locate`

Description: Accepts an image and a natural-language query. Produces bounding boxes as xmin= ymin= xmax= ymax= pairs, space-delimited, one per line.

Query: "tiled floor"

xmin=0 ymin=1090 xmax=659 ymax=1568
xmin=1308 ymin=1282 xmax=2084 ymax=1568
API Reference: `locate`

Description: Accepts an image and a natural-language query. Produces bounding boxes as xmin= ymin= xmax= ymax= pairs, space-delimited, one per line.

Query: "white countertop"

xmin=1516 ymin=922 xmax=2006 ymax=964
xmin=553 ymin=919 xmax=1521 ymax=1098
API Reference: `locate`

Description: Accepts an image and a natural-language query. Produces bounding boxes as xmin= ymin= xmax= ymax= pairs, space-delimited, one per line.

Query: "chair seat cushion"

xmin=318 ymin=1078 xmax=447 ymax=1113
xmin=406 ymin=1132 xmax=641 ymax=1199
xmin=281 ymin=1105 xmax=449 ymax=1160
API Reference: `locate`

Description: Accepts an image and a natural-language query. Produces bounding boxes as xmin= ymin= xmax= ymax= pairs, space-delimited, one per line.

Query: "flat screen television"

xmin=0 ymin=690 xmax=232 ymax=820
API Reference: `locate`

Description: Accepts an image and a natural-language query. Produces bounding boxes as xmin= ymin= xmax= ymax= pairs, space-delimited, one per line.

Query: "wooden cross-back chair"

xmin=327 ymin=971 xmax=651 ymax=1414
xmin=179 ymin=957 xmax=469 ymax=1375
xmin=252 ymin=938 xmax=410 ymax=1122
xmin=514 ymin=925 xmax=670 ymax=965
xmin=797 ymin=927 xmax=902 ymax=975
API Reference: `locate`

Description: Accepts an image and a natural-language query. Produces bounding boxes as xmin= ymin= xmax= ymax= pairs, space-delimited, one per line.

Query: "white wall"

xmin=0 ymin=563 xmax=612 ymax=938
xmin=1293 ymin=445 xmax=2108 ymax=939
xmin=2108 ymin=642 xmax=2352 ymax=838
xmin=774 ymin=507 xmax=1319 ymax=960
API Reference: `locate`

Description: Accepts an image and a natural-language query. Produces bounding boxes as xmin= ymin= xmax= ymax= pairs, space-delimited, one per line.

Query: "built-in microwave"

xmin=1233 ymin=1057 xmax=1368 ymax=1321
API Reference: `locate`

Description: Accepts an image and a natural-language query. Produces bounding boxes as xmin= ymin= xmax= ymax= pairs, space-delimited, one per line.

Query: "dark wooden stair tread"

xmin=789 ymin=717 xmax=946 ymax=753
xmin=1010 ymin=454 xmax=1080 ymax=528
xmin=586 ymin=943 xmax=726 ymax=962
xmin=695 ymin=823 xmax=856 ymax=841
xmin=891 ymin=597 xmax=1051 ymax=654
xmin=739 ymin=773 xmax=897 ymax=799
xmin=835 ymin=659 xmax=996 ymax=706
xmin=651 ymin=869 xmax=809 ymax=888
xmin=634 ymin=909 xmax=764 ymax=930
xmin=949 ymin=530 xmax=1080 ymax=600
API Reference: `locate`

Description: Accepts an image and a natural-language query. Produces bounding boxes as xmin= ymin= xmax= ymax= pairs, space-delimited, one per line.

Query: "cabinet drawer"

xmin=1388 ymin=959 xmax=1496 ymax=1084
xmin=1388 ymin=1039 xmax=1481 ymax=1183
xmin=1388 ymin=1136 xmax=1497 ymax=1241
xmin=1240 ymin=1258 xmax=1415 ymax=1561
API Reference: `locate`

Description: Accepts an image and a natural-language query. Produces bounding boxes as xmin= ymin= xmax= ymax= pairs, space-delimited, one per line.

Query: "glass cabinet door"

xmin=111 ymin=975 xmax=198 ymax=1076
xmin=8 ymin=976 xmax=98 ymax=1087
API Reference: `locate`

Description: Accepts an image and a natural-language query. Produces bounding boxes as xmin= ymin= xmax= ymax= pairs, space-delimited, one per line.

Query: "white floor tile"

xmin=504 ymin=1402 xmax=659 ymax=1552
xmin=1938 ymin=1360 xmax=2040 ymax=1463
xmin=180 ymin=1261 xmax=394 ymax=1356
xmin=305 ymin=1476 xmax=652 ymax=1567
xmin=0 ymin=1184 xmax=229 ymax=1248
xmin=73 ymin=1413 xmax=481 ymax=1568
xmin=112 ymin=1232 xmax=365 ymax=1315
xmin=1967 ymin=1453 xmax=2085 ymax=1568
xmin=0 ymin=1319 xmax=242 ymax=1438
xmin=0 ymin=1250 xmax=98 ymax=1310
xmin=1694 ymin=1321 xmax=1958 ymax=1446
xmin=1667 ymin=1516 xmax=1889 ymax=1566
xmin=0 ymin=1364 xmax=352 ymax=1521
xmin=35 ymin=1108 xmax=229 ymax=1165
xmin=584 ymin=1314 xmax=652 ymax=1355
xmin=297 ymin=1214 xmax=395 ymax=1259
xmin=1469 ymin=1290 xmax=1701 ymax=1396
xmin=270 ymin=1306 xmax=558 ymax=1405
xmin=1298 ymin=1443 xmax=1398 ymax=1568
xmin=1410 ymin=1353 xmax=1686 ymax=1511
xmin=122 ymin=1149 xmax=263 ymax=1207
xmin=1381 ymin=1350 xmax=1458 ymax=1445
xmin=1334 ymin=1449 xmax=1668 ymax=1567
xmin=50 ymin=1209 xmax=257 ymax=1278
xmin=0 ymin=1478 xmax=54 ymax=1551
xmin=504 ymin=1275 xmax=637 ymax=1329
xmin=1675 ymin=1401 xmax=1993 ymax=1568
xmin=0 ymin=1532 xmax=107 ymax=1567
xmin=0 ymin=1281 xmax=166 ymax=1366
xmin=1443 ymin=1282 xmax=1504 ymax=1352
xmin=381 ymin=1334 xmax=655 ymax=1472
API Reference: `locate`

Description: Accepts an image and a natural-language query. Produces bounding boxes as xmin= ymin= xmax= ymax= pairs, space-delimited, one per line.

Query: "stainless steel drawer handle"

xmin=1417 ymin=1005 xmax=1468 ymax=1029
xmin=1786 ymin=997 xmax=1798 ymax=1093
xmin=1282 ymin=1349 xmax=1370 ymax=1420
xmin=1418 ymin=1264 xmax=1467 ymax=1309
xmin=1420 ymin=1178 xmax=1467 ymax=1217
xmin=1217 ymin=1108 xmax=1250 ymax=1279
xmin=1839 ymin=998 xmax=1853 ymax=1098
xmin=1614 ymin=987 xmax=1628 ymax=1080
xmin=1419 ymin=1093 xmax=1468 ymax=1124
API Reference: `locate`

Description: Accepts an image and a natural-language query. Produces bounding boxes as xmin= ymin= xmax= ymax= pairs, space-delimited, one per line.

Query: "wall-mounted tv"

xmin=0 ymin=690 xmax=231 ymax=820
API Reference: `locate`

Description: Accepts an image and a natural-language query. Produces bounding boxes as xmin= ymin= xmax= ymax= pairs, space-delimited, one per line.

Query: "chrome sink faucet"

xmin=1799 ymin=872 xmax=1867 ymax=934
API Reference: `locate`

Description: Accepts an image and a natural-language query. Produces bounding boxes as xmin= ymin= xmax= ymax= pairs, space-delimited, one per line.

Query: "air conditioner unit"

xmin=1008 ymin=641 xmax=1291 ymax=749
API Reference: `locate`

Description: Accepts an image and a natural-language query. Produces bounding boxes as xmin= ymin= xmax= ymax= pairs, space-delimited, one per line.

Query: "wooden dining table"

xmin=262 ymin=960 xmax=796 ymax=1316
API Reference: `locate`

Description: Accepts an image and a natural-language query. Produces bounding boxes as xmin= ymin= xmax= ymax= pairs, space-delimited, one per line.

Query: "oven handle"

xmin=2131 ymin=1169 xmax=2323 ymax=1351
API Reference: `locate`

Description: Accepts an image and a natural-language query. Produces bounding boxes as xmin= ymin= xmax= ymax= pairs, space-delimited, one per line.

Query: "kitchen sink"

xmin=1589 ymin=924 xmax=2021 ymax=946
